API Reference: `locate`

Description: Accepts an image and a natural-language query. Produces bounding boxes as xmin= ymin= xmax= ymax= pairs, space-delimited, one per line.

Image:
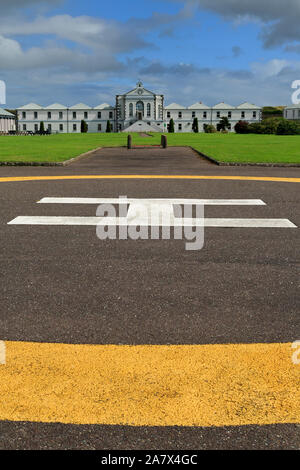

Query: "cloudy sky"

xmin=1 ymin=0 xmax=300 ymax=107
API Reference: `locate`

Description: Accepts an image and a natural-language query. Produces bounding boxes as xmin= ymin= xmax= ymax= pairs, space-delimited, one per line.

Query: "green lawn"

xmin=0 ymin=132 xmax=299 ymax=164
xmin=162 ymin=133 xmax=300 ymax=164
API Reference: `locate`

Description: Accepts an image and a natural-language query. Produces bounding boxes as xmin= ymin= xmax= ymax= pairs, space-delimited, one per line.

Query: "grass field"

xmin=0 ymin=132 xmax=299 ymax=164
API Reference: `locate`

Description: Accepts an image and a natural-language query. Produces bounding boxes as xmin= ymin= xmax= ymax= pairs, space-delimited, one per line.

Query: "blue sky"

xmin=1 ymin=0 xmax=300 ymax=107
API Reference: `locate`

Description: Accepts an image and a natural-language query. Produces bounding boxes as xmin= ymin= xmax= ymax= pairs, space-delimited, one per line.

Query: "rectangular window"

xmin=192 ymin=112 xmax=196 ymax=118
xmin=228 ymin=124 xmax=232 ymax=130
xmin=23 ymin=124 xmax=27 ymax=130
xmin=34 ymin=124 xmax=38 ymax=132
xmin=59 ymin=112 xmax=63 ymax=119
xmin=253 ymin=111 xmax=257 ymax=118
xmin=48 ymin=124 xmax=51 ymax=131
xmin=241 ymin=111 xmax=245 ymax=118
xmin=228 ymin=111 xmax=232 ymax=118
xmin=167 ymin=111 xmax=171 ymax=118
xmin=22 ymin=112 xmax=26 ymax=119
xmin=73 ymin=124 xmax=77 ymax=131
xmin=217 ymin=112 xmax=220 ymax=118
xmin=48 ymin=112 xmax=52 ymax=119
xmin=178 ymin=124 xmax=182 ymax=130
xmin=203 ymin=112 xmax=207 ymax=119
xmin=98 ymin=112 xmax=101 ymax=119
xmin=59 ymin=124 xmax=63 ymax=131
xmin=98 ymin=124 xmax=102 ymax=131
xmin=84 ymin=112 xmax=88 ymax=119
xmin=109 ymin=111 xmax=113 ymax=119
xmin=34 ymin=112 xmax=38 ymax=119
xmin=178 ymin=112 xmax=182 ymax=118
xmin=73 ymin=112 xmax=77 ymax=119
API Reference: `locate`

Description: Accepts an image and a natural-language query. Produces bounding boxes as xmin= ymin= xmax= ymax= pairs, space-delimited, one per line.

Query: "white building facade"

xmin=18 ymin=81 xmax=261 ymax=133
xmin=0 ymin=108 xmax=16 ymax=133
xmin=284 ymin=104 xmax=300 ymax=121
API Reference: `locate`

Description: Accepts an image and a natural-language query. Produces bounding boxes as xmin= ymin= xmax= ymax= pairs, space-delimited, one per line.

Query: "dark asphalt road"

xmin=0 ymin=147 xmax=299 ymax=449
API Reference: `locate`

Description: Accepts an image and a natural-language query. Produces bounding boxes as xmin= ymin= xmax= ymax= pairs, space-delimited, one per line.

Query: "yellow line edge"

xmin=0 ymin=175 xmax=299 ymax=183
xmin=0 ymin=341 xmax=299 ymax=427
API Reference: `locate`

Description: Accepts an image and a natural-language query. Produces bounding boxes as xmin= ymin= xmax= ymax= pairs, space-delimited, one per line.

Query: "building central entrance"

xmin=136 ymin=101 xmax=144 ymax=120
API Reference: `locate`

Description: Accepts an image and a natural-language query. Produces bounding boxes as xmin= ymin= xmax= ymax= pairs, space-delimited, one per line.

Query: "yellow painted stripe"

xmin=0 ymin=174 xmax=299 ymax=183
xmin=0 ymin=341 xmax=299 ymax=427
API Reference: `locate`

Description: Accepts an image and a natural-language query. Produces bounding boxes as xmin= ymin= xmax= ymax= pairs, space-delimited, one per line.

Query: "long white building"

xmin=18 ymin=81 xmax=262 ymax=133
xmin=0 ymin=108 xmax=16 ymax=133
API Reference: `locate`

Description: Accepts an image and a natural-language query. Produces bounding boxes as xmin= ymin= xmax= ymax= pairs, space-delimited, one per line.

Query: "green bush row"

xmin=235 ymin=118 xmax=300 ymax=135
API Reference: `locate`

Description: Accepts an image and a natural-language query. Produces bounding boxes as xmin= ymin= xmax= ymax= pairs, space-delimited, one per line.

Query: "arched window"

xmin=147 ymin=103 xmax=151 ymax=117
xmin=129 ymin=103 xmax=133 ymax=117
xmin=136 ymin=101 xmax=144 ymax=117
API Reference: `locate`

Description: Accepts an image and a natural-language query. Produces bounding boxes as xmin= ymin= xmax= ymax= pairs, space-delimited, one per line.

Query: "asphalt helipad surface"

xmin=0 ymin=146 xmax=299 ymax=449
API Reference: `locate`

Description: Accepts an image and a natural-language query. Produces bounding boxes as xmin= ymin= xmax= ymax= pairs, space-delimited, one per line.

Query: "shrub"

xmin=39 ymin=121 xmax=45 ymax=134
xmin=192 ymin=117 xmax=199 ymax=133
xmin=81 ymin=120 xmax=88 ymax=133
xmin=248 ymin=122 xmax=264 ymax=134
xmin=168 ymin=118 xmax=175 ymax=133
xmin=234 ymin=120 xmax=249 ymax=134
xmin=218 ymin=116 xmax=230 ymax=132
xmin=260 ymin=118 xmax=282 ymax=134
xmin=203 ymin=124 xmax=217 ymax=133
xmin=276 ymin=120 xmax=300 ymax=135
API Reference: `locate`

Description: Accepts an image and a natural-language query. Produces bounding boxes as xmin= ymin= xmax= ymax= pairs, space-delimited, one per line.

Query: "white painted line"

xmin=38 ymin=197 xmax=266 ymax=206
xmin=0 ymin=341 xmax=6 ymax=365
xmin=8 ymin=216 xmax=297 ymax=228
xmin=203 ymin=219 xmax=297 ymax=228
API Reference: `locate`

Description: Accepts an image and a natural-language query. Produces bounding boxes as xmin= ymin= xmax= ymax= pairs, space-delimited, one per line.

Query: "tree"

xmin=168 ymin=118 xmax=175 ymax=133
xmin=192 ymin=117 xmax=199 ymax=133
xmin=39 ymin=121 xmax=45 ymax=134
xmin=218 ymin=116 xmax=230 ymax=132
xmin=81 ymin=120 xmax=88 ymax=133
xmin=106 ymin=120 xmax=112 ymax=133
xmin=234 ymin=120 xmax=249 ymax=134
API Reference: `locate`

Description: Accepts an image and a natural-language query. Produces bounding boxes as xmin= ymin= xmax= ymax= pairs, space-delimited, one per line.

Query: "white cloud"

xmin=251 ymin=59 xmax=290 ymax=79
xmin=0 ymin=14 xmax=149 ymax=53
